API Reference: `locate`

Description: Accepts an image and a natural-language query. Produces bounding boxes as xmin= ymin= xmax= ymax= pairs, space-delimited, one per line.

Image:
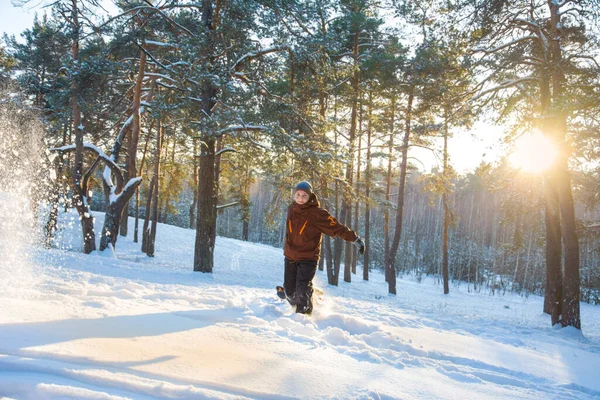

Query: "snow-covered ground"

xmin=1 ymin=211 xmax=599 ymax=400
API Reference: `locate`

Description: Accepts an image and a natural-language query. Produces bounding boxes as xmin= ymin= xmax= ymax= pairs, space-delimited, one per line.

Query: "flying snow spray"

xmin=0 ymin=81 xmax=49 ymax=296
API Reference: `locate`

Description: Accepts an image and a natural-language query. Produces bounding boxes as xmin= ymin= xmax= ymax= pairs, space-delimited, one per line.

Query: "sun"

xmin=509 ymin=131 xmax=558 ymax=173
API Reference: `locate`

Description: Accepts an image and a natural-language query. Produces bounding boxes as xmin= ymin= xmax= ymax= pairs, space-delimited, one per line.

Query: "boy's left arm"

xmin=313 ymin=208 xmax=358 ymax=242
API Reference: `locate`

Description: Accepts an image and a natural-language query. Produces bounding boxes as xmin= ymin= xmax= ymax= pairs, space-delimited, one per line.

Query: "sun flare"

xmin=509 ymin=131 xmax=558 ymax=174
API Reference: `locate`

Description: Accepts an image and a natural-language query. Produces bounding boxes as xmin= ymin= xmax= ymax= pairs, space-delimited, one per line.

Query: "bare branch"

xmin=473 ymin=35 xmax=539 ymax=54
xmin=472 ymin=77 xmax=538 ymax=101
xmin=216 ymin=201 xmax=240 ymax=210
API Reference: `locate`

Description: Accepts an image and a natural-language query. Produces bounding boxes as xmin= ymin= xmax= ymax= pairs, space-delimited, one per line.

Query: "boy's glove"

xmin=353 ymin=237 xmax=365 ymax=255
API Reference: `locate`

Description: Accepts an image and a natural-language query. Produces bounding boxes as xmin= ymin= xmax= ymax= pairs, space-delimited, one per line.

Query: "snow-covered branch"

xmin=558 ymin=7 xmax=582 ymax=17
xmin=568 ymin=55 xmax=600 ymax=68
xmin=145 ymin=40 xmax=179 ymax=49
xmin=111 ymin=176 xmax=143 ymax=206
xmin=216 ymin=125 xmax=268 ymax=136
xmin=51 ymin=143 xmax=119 ymax=172
xmin=51 ymin=143 xmax=124 ymax=191
xmin=512 ymin=18 xmax=539 ymax=29
xmin=230 ymin=45 xmax=290 ymax=73
xmin=145 ymin=72 xmax=177 ymax=83
xmin=216 ymin=147 xmax=236 ymax=156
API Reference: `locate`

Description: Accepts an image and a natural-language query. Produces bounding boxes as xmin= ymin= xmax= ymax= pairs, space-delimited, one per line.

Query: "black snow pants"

xmin=283 ymin=258 xmax=317 ymax=314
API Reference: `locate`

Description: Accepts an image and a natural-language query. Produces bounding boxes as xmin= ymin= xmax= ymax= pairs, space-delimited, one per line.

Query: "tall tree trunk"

xmin=242 ymin=170 xmax=250 ymax=241
xmin=543 ymin=176 xmax=562 ymax=323
xmin=363 ymin=90 xmax=372 ymax=281
xmin=193 ymin=0 xmax=219 ymax=273
xmin=70 ymin=0 xmax=95 ymax=253
xmin=142 ymin=176 xmax=155 ymax=254
xmin=342 ymin=29 xmax=361 ymax=283
xmin=331 ymin=94 xmax=341 ymax=286
xmin=120 ymin=46 xmax=147 ymax=237
xmin=549 ymin=2 xmax=580 ymax=329
xmin=194 ymin=138 xmax=217 ymax=271
xmin=442 ymin=108 xmax=450 ymax=294
xmin=190 ymin=137 xmax=198 ymax=229
xmin=147 ymin=120 xmax=163 ymax=257
xmin=384 ymin=96 xmax=396 ymax=283
xmin=135 ymin=121 xmax=153 ymax=242
xmin=352 ymin=97 xmax=363 ymax=275
xmin=387 ymin=87 xmax=414 ymax=294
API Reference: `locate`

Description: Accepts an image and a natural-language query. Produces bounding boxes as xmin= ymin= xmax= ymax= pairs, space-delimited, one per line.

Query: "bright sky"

xmin=1 ymin=1 xmax=46 ymax=39
xmin=409 ymin=121 xmax=506 ymax=174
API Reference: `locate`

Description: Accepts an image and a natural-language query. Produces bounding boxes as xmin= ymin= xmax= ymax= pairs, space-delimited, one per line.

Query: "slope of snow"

xmin=1 ymin=211 xmax=599 ymax=400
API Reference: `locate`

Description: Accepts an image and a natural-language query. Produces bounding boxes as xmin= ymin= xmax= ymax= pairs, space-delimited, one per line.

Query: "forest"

xmin=1 ymin=0 xmax=600 ymax=331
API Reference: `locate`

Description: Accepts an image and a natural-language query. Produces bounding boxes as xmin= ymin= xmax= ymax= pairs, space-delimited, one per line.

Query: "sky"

xmin=1 ymin=1 xmax=45 ymax=40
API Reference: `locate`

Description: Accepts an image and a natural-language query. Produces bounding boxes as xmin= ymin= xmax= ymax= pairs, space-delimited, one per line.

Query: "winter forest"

xmin=3 ymin=0 xmax=600 ymax=332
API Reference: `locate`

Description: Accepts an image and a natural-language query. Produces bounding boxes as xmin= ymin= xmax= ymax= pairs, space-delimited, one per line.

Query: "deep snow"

xmin=1 ymin=210 xmax=599 ymax=400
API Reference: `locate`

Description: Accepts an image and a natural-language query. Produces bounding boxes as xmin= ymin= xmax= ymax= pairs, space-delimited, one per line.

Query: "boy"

xmin=278 ymin=181 xmax=365 ymax=314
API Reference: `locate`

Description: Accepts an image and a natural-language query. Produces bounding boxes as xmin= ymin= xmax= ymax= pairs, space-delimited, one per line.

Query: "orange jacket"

xmin=283 ymin=194 xmax=358 ymax=261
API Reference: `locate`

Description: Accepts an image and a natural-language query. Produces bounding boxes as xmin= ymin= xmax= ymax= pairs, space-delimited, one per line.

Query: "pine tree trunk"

xmin=194 ymin=138 xmax=217 ymax=271
xmin=99 ymin=179 xmax=142 ymax=251
xmin=442 ymin=109 xmax=450 ymax=294
xmin=352 ymin=99 xmax=363 ymax=275
xmin=135 ymin=122 xmax=153 ymax=242
xmin=190 ymin=137 xmax=198 ymax=229
xmin=364 ymin=91 xmax=373 ymax=281
xmin=549 ymin=3 xmax=580 ymax=329
xmin=147 ymin=121 xmax=163 ymax=257
xmin=331 ymin=95 xmax=342 ymax=286
xmin=384 ymin=96 xmax=395 ymax=283
xmin=70 ymin=0 xmax=95 ymax=254
xmin=193 ymin=0 xmax=219 ymax=273
xmin=387 ymin=87 xmax=414 ymax=295
xmin=142 ymin=176 xmax=155 ymax=254
xmin=343 ymin=29 xmax=361 ymax=284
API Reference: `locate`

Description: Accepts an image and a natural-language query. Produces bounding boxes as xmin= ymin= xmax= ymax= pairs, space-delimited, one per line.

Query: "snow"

xmin=1 ymin=210 xmax=599 ymax=399
xmin=144 ymin=40 xmax=178 ymax=49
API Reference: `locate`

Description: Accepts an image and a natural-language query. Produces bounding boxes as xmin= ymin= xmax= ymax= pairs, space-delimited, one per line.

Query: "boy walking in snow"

xmin=278 ymin=181 xmax=365 ymax=314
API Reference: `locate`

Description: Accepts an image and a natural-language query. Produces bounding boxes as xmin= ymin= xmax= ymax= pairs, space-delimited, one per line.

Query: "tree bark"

xmin=364 ymin=91 xmax=372 ymax=281
xmin=69 ymin=0 xmax=95 ymax=253
xmin=442 ymin=108 xmax=450 ymax=294
xmin=384 ymin=96 xmax=396 ymax=283
xmin=142 ymin=175 xmax=155 ymax=254
xmin=120 ymin=45 xmax=147 ymax=237
xmin=147 ymin=120 xmax=163 ymax=257
xmin=543 ymin=175 xmax=562 ymax=324
xmin=194 ymin=138 xmax=217 ymax=271
xmin=342 ymin=29 xmax=361 ymax=283
xmin=135 ymin=121 xmax=153 ymax=242
xmin=387 ymin=87 xmax=414 ymax=295
xmin=193 ymin=0 xmax=219 ymax=273
xmin=190 ymin=137 xmax=198 ymax=229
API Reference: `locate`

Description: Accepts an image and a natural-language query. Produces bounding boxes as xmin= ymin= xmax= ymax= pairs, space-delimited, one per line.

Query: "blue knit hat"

xmin=295 ymin=181 xmax=313 ymax=195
